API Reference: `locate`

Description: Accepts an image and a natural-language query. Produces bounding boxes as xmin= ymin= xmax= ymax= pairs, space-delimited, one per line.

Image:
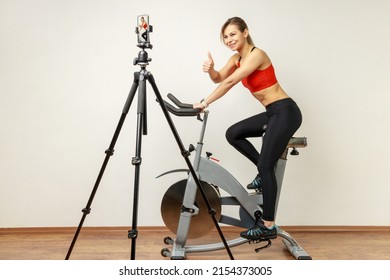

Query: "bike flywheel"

xmin=161 ymin=179 xmax=221 ymax=239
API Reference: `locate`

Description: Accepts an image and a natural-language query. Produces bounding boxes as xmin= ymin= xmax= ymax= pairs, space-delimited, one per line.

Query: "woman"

xmin=138 ymin=16 xmax=148 ymax=41
xmin=193 ymin=17 xmax=302 ymax=240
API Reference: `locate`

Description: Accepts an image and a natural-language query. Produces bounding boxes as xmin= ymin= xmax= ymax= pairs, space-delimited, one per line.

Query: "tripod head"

xmin=133 ymin=46 xmax=152 ymax=66
xmin=134 ymin=14 xmax=153 ymax=67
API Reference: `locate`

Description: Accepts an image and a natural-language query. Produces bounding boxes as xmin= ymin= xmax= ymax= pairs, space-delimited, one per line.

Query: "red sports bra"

xmin=237 ymin=50 xmax=278 ymax=93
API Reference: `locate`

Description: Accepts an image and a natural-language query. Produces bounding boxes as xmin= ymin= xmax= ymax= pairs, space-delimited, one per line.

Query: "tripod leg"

xmin=148 ymin=73 xmax=235 ymax=260
xmin=65 ymin=74 xmax=139 ymax=260
xmin=128 ymin=69 xmax=148 ymax=260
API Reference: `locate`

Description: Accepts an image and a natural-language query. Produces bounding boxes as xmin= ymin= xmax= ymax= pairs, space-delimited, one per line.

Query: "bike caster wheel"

xmin=161 ymin=248 xmax=171 ymax=257
xmin=164 ymin=236 xmax=174 ymax=245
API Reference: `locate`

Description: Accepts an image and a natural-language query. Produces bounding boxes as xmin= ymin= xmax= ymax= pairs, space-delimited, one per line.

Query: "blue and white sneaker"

xmin=247 ymin=174 xmax=263 ymax=192
xmin=240 ymin=223 xmax=277 ymax=241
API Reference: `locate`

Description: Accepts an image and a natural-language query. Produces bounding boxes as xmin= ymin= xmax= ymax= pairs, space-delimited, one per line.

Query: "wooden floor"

xmin=1 ymin=226 xmax=390 ymax=260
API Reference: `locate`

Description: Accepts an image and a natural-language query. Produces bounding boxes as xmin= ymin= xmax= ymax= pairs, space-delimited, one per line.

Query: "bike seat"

xmin=287 ymin=137 xmax=307 ymax=149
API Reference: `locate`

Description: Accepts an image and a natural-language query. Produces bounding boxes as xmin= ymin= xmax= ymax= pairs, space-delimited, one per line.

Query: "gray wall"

xmin=1 ymin=0 xmax=389 ymax=227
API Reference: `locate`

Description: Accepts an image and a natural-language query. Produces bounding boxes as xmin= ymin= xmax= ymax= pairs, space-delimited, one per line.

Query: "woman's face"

xmin=223 ymin=24 xmax=248 ymax=51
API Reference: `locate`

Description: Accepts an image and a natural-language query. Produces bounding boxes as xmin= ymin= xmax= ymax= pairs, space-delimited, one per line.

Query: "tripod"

xmin=65 ymin=42 xmax=234 ymax=260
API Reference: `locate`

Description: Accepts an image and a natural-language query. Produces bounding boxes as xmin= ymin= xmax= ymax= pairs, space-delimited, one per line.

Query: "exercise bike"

xmin=157 ymin=94 xmax=311 ymax=260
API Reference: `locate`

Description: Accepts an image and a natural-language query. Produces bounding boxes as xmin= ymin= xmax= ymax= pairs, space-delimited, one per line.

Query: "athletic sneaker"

xmin=247 ymin=174 xmax=263 ymax=191
xmin=240 ymin=223 xmax=277 ymax=240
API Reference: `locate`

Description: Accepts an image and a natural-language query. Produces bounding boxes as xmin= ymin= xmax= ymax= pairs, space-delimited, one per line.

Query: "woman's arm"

xmin=199 ymin=49 xmax=266 ymax=107
xmin=203 ymin=52 xmax=238 ymax=83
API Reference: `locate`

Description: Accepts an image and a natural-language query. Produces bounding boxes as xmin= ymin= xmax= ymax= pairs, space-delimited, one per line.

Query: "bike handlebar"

xmin=159 ymin=93 xmax=201 ymax=117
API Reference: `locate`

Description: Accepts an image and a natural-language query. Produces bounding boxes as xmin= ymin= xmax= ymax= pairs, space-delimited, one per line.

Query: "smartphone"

xmin=137 ymin=15 xmax=150 ymax=43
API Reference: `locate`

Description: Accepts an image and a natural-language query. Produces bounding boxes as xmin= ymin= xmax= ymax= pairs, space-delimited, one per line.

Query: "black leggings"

xmin=225 ymin=98 xmax=302 ymax=221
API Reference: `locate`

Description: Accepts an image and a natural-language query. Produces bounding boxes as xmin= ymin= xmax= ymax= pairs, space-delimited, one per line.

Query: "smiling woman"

xmin=221 ymin=17 xmax=255 ymax=49
xmin=193 ymin=16 xmax=302 ymax=241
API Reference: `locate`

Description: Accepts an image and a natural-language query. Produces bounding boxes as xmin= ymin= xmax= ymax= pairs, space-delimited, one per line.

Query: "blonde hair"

xmin=220 ymin=17 xmax=254 ymax=45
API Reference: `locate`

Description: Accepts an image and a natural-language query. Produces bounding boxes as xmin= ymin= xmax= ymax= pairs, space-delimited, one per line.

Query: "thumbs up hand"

xmin=202 ymin=52 xmax=215 ymax=73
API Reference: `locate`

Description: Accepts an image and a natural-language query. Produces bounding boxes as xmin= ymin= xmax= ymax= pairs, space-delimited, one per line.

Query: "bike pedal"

xmin=248 ymin=189 xmax=263 ymax=196
xmin=249 ymin=237 xmax=271 ymax=244
xmin=253 ymin=239 xmax=272 ymax=253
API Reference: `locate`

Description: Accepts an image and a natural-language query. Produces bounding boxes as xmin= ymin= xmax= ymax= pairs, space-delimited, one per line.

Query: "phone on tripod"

xmin=137 ymin=14 xmax=150 ymax=43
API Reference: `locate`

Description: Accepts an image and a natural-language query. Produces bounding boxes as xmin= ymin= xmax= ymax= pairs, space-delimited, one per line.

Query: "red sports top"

xmin=237 ymin=61 xmax=278 ymax=93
